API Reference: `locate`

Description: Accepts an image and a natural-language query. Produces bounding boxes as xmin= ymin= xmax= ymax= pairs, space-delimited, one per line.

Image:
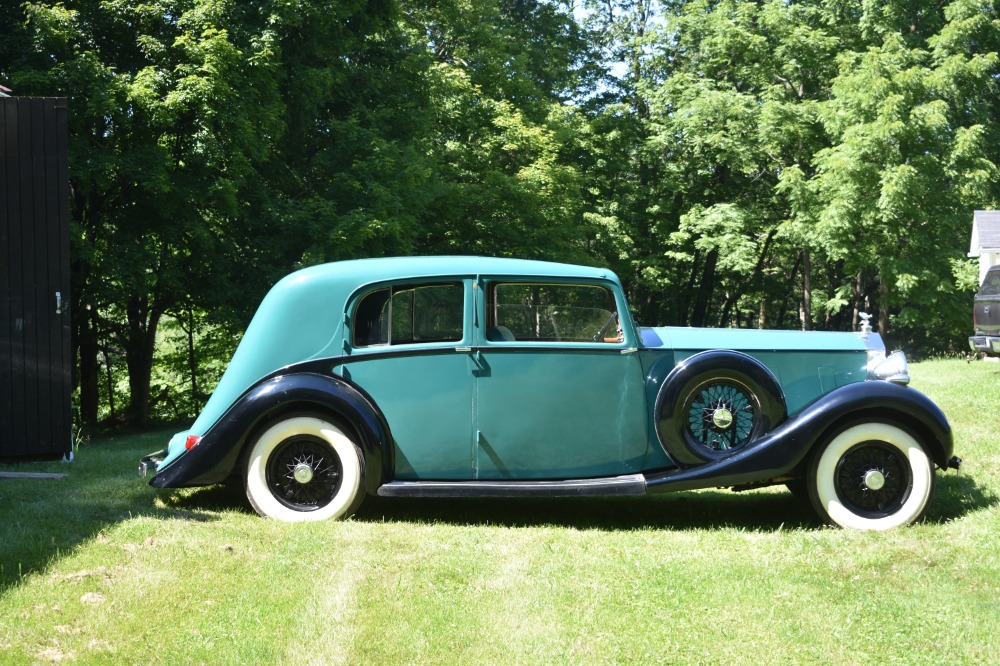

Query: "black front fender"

xmin=150 ymin=373 xmax=392 ymax=494
xmin=645 ymin=380 xmax=953 ymax=493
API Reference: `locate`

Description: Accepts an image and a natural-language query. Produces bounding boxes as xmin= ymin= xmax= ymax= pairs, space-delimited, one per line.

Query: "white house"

xmin=968 ymin=210 xmax=1000 ymax=285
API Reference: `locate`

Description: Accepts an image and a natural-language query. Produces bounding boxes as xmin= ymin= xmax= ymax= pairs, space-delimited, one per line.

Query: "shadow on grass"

xmin=349 ymin=469 xmax=996 ymax=532
xmin=143 ymin=463 xmax=999 ymax=533
xmin=4 ymin=427 xmax=991 ymax=596
xmin=353 ymin=489 xmax=823 ymax=531
xmin=925 ymin=472 xmax=999 ymax=524
xmin=158 ymin=480 xmax=254 ymax=515
xmin=0 ymin=429 xmax=222 ymax=594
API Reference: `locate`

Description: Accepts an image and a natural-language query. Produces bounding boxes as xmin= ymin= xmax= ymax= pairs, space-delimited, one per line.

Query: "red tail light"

xmin=185 ymin=435 xmax=202 ymax=450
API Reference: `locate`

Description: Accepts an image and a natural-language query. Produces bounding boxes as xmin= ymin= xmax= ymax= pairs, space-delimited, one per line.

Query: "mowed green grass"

xmin=1 ymin=359 xmax=998 ymax=664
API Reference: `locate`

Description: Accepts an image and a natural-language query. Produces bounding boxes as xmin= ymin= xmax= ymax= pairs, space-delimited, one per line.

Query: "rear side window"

xmin=489 ymin=283 xmax=621 ymax=343
xmin=353 ymin=283 xmax=464 ymax=347
xmin=980 ymin=269 xmax=1000 ymax=297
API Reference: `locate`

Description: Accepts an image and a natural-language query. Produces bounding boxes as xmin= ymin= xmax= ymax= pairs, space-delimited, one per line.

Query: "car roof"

xmin=183 ymin=256 xmax=622 ymax=438
xmin=289 ymin=256 xmax=618 ymax=285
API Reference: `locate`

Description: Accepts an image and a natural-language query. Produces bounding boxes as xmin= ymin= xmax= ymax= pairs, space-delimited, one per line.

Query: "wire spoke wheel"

xmin=684 ymin=379 xmax=759 ymax=454
xmin=833 ymin=441 xmax=911 ymax=519
xmin=245 ymin=415 xmax=364 ymax=522
xmin=265 ymin=435 xmax=343 ymax=511
xmin=655 ymin=355 xmax=785 ymax=467
xmin=808 ymin=422 xmax=934 ymax=530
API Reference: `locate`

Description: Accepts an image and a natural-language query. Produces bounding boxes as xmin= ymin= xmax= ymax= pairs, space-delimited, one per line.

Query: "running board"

xmin=377 ymin=474 xmax=647 ymax=498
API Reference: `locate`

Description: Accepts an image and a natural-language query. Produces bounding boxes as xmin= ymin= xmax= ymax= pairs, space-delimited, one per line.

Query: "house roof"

xmin=969 ymin=210 xmax=1000 ymax=256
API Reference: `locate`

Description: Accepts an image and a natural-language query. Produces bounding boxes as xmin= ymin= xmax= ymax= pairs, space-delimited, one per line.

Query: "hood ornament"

xmin=858 ymin=312 xmax=872 ymax=339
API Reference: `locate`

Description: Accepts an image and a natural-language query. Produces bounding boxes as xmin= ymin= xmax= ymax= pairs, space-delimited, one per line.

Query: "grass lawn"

xmin=1 ymin=359 xmax=998 ymax=664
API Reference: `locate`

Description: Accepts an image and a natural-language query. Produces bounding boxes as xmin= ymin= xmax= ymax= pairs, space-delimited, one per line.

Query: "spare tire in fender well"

xmin=654 ymin=350 xmax=787 ymax=467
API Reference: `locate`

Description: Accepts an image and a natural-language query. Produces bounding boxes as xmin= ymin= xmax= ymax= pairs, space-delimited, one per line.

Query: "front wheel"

xmin=807 ymin=422 xmax=935 ymax=530
xmin=245 ymin=415 xmax=364 ymax=522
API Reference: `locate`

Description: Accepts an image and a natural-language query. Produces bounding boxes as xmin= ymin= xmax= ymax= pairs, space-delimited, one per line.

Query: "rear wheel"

xmin=807 ymin=422 xmax=934 ymax=530
xmin=245 ymin=415 xmax=364 ymax=522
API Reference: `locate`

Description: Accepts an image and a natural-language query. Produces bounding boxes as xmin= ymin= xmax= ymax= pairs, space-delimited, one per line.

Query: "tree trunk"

xmin=851 ymin=272 xmax=863 ymax=331
xmin=690 ymin=249 xmax=718 ymax=327
xmin=721 ymin=229 xmax=776 ymax=327
xmin=878 ymin=276 xmax=890 ymax=342
xmin=777 ymin=252 xmax=802 ymax=329
xmin=75 ymin=306 xmax=100 ymax=428
xmin=680 ymin=250 xmax=701 ymax=324
xmin=800 ymin=248 xmax=812 ymax=331
xmin=124 ymin=295 xmax=164 ymax=425
xmin=186 ymin=308 xmax=200 ymax=415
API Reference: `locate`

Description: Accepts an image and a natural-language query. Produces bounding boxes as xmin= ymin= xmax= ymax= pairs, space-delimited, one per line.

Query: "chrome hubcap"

xmin=712 ymin=408 xmax=734 ymax=430
xmin=863 ymin=469 xmax=886 ymax=491
xmin=292 ymin=463 xmax=315 ymax=484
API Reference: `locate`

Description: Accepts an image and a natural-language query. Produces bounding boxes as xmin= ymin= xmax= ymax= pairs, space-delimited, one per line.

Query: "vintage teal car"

xmin=141 ymin=257 xmax=960 ymax=529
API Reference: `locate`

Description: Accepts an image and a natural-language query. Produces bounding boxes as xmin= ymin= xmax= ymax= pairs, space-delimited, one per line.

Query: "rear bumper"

xmin=138 ymin=450 xmax=166 ymax=478
xmin=969 ymin=336 xmax=1000 ymax=355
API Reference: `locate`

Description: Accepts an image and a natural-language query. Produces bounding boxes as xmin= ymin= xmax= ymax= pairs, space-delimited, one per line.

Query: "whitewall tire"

xmin=245 ymin=415 xmax=364 ymax=522
xmin=807 ymin=422 xmax=934 ymax=530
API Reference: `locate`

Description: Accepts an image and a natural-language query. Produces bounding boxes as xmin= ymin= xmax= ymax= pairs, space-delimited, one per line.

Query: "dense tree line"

xmin=2 ymin=0 xmax=998 ymax=427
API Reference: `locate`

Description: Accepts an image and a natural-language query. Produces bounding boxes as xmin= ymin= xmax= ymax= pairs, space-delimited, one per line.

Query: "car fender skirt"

xmin=645 ymin=381 xmax=954 ymax=493
xmin=150 ymin=373 xmax=391 ymax=493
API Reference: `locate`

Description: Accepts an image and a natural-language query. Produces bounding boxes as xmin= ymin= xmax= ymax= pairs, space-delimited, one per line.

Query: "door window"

xmin=488 ymin=283 xmax=622 ymax=343
xmin=353 ymin=283 xmax=464 ymax=347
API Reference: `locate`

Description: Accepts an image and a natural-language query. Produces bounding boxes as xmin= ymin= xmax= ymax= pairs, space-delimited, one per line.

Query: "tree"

xmin=401 ymin=0 xmax=595 ymax=261
xmin=6 ymin=0 xmax=408 ymax=424
xmin=582 ymin=0 xmax=1000 ymax=352
xmin=782 ymin=0 xmax=1000 ymax=350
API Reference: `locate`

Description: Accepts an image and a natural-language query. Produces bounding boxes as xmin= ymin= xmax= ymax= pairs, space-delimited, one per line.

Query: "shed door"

xmin=0 ymin=97 xmax=72 ymax=459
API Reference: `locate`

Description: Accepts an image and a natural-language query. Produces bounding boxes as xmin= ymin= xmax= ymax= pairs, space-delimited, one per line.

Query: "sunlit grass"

xmin=1 ymin=359 xmax=998 ymax=664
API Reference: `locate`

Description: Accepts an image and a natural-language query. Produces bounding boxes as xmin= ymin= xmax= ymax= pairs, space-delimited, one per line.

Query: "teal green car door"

xmin=474 ymin=282 xmax=648 ymax=479
xmin=339 ymin=281 xmax=475 ymax=480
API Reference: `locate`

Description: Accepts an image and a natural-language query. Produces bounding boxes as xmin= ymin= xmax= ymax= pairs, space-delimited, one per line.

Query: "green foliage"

xmin=2 ymin=0 xmax=998 ymax=423
xmin=585 ymin=0 xmax=999 ymax=341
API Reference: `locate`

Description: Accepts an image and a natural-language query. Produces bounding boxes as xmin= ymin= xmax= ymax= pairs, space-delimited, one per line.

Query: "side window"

xmin=488 ymin=283 xmax=621 ymax=343
xmin=353 ymin=283 xmax=464 ymax=347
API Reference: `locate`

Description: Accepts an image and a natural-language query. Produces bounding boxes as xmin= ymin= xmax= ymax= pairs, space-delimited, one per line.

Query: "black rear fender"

xmin=151 ymin=373 xmax=392 ymax=493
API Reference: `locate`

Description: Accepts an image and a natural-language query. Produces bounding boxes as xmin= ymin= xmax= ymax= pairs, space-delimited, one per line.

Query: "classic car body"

xmin=141 ymin=257 xmax=960 ymax=529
